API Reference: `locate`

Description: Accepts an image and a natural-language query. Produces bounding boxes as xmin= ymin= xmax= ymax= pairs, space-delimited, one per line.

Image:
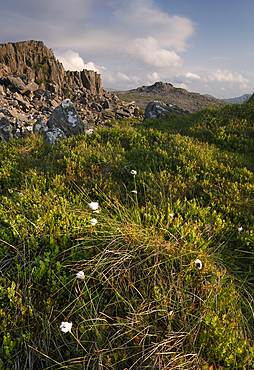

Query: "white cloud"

xmin=205 ymin=69 xmax=249 ymax=84
xmin=49 ymin=0 xmax=195 ymax=65
xmin=146 ymin=72 xmax=161 ymax=85
xmin=55 ymin=50 xmax=102 ymax=72
xmin=115 ymin=0 xmax=195 ymax=52
xmin=126 ymin=37 xmax=182 ymax=68
xmin=174 ymin=83 xmax=188 ymax=90
xmin=204 ymin=69 xmax=250 ymax=91
xmin=174 ymin=72 xmax=201 ymax=84
xmin=185 ymin=72 xmax=201 ymax=81
xmin=172 ymin=69 xmax=251 ymax=96
xmin=117 ymin=72 xmax=131 ymax=81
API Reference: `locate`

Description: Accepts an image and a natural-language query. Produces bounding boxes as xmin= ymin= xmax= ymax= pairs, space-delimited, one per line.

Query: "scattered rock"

xmin=32 ymin=117 xmax=47 ymax=136
xmin=0 ymin=117 xmax=14 ymax=142
xmin=44 ymin=127 xmax=68 ymax=145
xmin=6 ymin=107 xmax=29 ymax=121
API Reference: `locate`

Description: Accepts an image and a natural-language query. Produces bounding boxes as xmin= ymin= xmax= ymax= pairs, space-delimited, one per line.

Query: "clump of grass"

xmin=23 ymin=194 xmax=254 ymax=369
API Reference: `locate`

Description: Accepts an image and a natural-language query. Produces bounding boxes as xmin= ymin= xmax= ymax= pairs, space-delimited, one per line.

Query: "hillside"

xmin=115 ymin=81 xmax=230 ymax=112
xmin=0 ymin=99 xmax=254 ymax=368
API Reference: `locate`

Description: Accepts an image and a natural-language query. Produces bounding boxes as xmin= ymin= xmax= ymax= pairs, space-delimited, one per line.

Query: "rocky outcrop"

xmin=0 ymin=40 xmax=140 ymax=143
xmin=0 ymin=40 xmax=102 ymax=95
xmin=0 ymin=40 xmax=65 ymax=89
xmin=0 ymin=77 xmax=139 ymax=143
xmin=65 ymin=70 xmax=102 ymax=95
xmin=143 ymin=100 xmax=189 ymax=122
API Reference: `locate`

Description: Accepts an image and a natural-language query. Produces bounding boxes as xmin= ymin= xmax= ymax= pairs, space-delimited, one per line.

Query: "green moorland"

xmin=0 ymin=101 xmax=254 ymax=369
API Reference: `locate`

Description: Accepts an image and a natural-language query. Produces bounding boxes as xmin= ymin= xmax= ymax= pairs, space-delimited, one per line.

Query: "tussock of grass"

xmin=0 ymin=102 xmax=254 ymax=369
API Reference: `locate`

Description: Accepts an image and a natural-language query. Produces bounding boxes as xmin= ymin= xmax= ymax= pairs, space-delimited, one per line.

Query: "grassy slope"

xmin=0 ymin=102 xmax=254 ymax=369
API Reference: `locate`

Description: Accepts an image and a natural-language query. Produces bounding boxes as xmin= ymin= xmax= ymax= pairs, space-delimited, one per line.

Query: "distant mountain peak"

xmin=223 ymin=94 xmax=252 ymax=104
xmin=131 ymin=81 xmax=176 ymax=94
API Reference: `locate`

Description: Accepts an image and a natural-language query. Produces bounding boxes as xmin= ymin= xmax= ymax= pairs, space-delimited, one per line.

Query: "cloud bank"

xmin=49 ymin=0 xmax=195 ymax=89
xmin=0 ymin=0 xmax=252 ymax=97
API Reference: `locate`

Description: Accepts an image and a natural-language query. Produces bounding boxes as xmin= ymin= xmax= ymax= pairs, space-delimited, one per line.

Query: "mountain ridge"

xmin=115 ymin=81 xmax=230 ymax=113
xmin=204 ymin=93 xmax=252 ymax=104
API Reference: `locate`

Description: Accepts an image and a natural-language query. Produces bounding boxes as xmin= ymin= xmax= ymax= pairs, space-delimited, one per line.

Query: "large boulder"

xmin=143 ymin=100 xmax=189 ymax=122
xmin=45 ymin=98 xmax=86 ymax=144
xmin=47 ymin=98 xmax=85 ymax=135
xmin=6 ymin=76 xmax=27 ymax=92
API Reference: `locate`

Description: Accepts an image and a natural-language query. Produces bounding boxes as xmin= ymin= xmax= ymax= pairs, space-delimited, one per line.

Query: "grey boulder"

xmin=46 ymin=98 xmax=86 ymax=142
xmin=143 ymin=100 xmax=189 ymax=122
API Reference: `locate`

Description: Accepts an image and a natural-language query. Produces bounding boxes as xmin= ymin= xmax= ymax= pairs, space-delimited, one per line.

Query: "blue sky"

xmin=1 ymin=0 xmax=254 ymax=98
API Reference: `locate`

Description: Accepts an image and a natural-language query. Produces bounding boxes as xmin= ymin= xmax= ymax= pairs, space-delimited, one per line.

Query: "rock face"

xmin=65 ymin=70 xmax=102 ymax=95
xmin=0 ymin=40 xmax=139 ymax=143
xmin=0 ymin=40 xmax=65 ymax=89
xmin=143 ymin=100 xmax=189 ymax=122
xmin=0 ymin=40 xmax=102 ymax=95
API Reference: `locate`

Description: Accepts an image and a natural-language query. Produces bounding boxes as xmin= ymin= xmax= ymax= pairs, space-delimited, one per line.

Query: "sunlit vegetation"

xmin=0 ymin=101 xmax=254 ymax=369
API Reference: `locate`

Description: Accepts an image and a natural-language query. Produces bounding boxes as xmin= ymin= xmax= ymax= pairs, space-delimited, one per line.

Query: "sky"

xmin=1 ymin=0 xmax=254 ymax=98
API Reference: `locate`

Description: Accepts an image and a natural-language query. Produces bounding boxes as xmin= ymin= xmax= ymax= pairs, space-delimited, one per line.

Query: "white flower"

xmin=238 ymin=227 xmax=243 ymax=232
xmin=18 ymin=192 xmax=23 ymax=197
xmin=93 ymin=209 xmax=100 ymax=214
xmin=60 ymin=321 xmax=72 ymax=333
xmin=168 ymin=213 xmax=174 ymax=218
xmin=90 ymin=218 xmax=98 ymax=226
xmin=169 ymin=310 xmax=174 ymax=316
xmin=86 ymin=128 xmax=94 ymax=135
xmin=88 ymin=202 xmax=99 ymax=211
xmin=194 ymin=259 xmax=202 ymax=270
xmin=131 ymin=190 xmax=137 ymax=194
xmin=76 ymin=271 xmax=85 ymax=280
xmin=130 ymin=170 xmax=137 ymax=175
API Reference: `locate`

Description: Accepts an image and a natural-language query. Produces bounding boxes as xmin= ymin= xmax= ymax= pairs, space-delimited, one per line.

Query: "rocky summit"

xmin=116 ymin=81 xmax=230 ymax=112
xmin=0 ymin=40 xmax=139 ymax=143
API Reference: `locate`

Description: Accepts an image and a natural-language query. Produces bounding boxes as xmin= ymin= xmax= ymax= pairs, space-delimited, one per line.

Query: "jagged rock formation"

xmin=65 ymin=70 xmax=102 ymax=95
xmin=0 ymin=40 xmax=65 ymax=90
xmin=0 ymin=40 xmax=139 ymax=143
xmin=0 ymin=40 xmax=102 ymax=94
